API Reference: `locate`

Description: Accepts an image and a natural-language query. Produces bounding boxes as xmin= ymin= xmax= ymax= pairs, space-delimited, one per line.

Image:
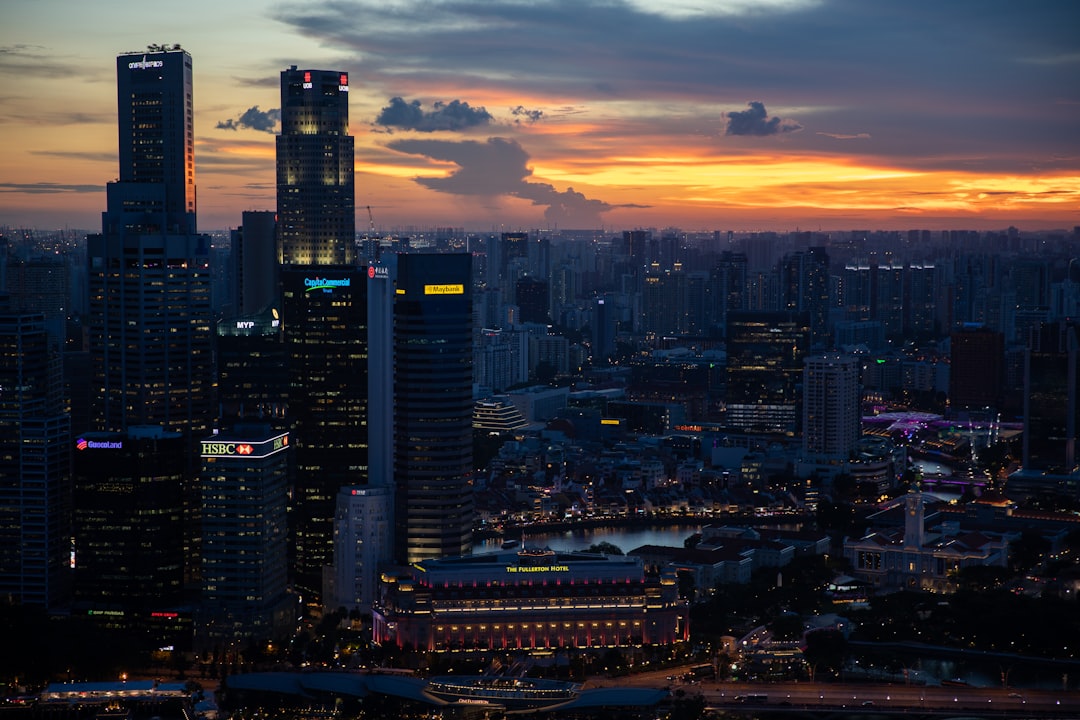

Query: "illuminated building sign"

xmin=339 ymin=73 xmax=349 ymax=91
xmin=600 ymin=419 xmax=621 ymax=426
xmin=303 ymin=70 xmax=313 ymax=89
xmin=368 ymin=266 xmax=389 ymax=279
xmin=673 ymin=424 xmax=703 ymax=432
xmin=76 ymin=438 xmax=123 ymax=450
xmin=236 ymin=320 xmax=255 ymax=329
xmin=304 ymin=276 xmax=352 ymax=293
xmin=200 ymin=433 xmax=289 ymax=458
xmin=505 ymin=565 xmax=570 ymax=573
xmin=128 ymin=58 xmax=164 ymax=70
xmin=424 ymin=284 xmax=464 ymax=295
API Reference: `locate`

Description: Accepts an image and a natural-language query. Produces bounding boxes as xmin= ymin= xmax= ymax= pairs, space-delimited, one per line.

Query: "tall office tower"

xmin=88 ymin=47 xmax=212 ymax=437
xmin=72 ymin=426 xmax=185 ymax=610
xmin=780 ymin=247 xmax=830 ymax=348
xmin=624 ymin=230 xmax=651 ymax=267
xmin=216 ymin=306 xmax=286 ymax=424
xmin=950 ymin=325 xmax=1004 ymax=412
xmin=277 ymin=67 xmax=355 ymax=266
xmin=906 ymin=262 xmax=937 ymax=338
xmin=0 ymin=310 xmax=71 ymax=608
xmin=282 ymin=266 xmax=368 ymax=590
xmin=802 ymin=354 xmax=861 ymax=463
xmin=231 ymin=210 xmax=279 ymax=316
xmin=332 ymin=485 xmax=393 ymax=614
xmin=199 ymin=425 xmax=292 ymax=643
xmin=515 ymin=276 xmax=550 ymax=324
xmin=1022 ymin=321 xmax=1080 ymax=475
xmin=709 ymin=251 xmax=747 ymax=337
xmin=394 ymin=253 xmax=474 ymax=564
xmin=725 ymin=311 xmax=811 ymax=436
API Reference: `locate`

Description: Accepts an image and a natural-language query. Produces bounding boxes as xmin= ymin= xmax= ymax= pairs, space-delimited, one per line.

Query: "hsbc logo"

xmin=236 ymin=444 xmax=253 ymax=455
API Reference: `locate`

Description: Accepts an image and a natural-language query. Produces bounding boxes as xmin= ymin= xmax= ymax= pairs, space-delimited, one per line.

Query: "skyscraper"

xmin=393 ymin=253 xmax=474 ymax=564
xmin=200 ymin=425 xmax=292 ymax=643
xmin=725 ymin=311 xmax=811 ymax=436
xmin=282 ymin=266 xmax=368 ymax=590
xmin=87 ymin=47 xmax=212 ymax=590
xmin=802 ymin=353 xmax=861 ymax=463
xmin=276 ymin=67 xmax=355 ymax=266
xmin=0 ymin=309 xmax=71 ymax=608
xmin=88 ymin=47 xmax=212 ymax=437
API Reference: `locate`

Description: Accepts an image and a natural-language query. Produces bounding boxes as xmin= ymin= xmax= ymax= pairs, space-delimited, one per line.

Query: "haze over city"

xmin=3 ymin=0 xmax=1079 ymax=232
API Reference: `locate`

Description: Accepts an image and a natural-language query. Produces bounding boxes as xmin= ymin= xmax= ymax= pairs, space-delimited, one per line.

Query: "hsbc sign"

xmin=201 ymin=433 xmax=289 ymax=459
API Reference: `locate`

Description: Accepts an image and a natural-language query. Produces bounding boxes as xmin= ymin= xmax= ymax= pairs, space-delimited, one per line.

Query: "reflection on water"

xmin=475 ymin=524 xmax=703 ymax=555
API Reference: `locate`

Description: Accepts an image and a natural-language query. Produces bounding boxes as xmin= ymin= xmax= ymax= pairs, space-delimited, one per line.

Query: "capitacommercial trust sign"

xmin=304 ymin=276 xmax=352 ymax=293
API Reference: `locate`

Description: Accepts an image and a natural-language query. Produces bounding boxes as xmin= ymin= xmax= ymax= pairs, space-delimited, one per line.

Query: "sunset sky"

xmin=2 ymin=0 xmax=1078 ymax=233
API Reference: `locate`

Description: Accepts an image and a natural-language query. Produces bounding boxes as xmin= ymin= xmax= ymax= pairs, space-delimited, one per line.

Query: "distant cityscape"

xmin=3 ymin=43 xmax=1080 ymax=718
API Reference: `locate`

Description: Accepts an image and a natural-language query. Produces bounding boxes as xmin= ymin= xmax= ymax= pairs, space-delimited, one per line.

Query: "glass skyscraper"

xmin=276 ymin=67 xmax=355 ymax=266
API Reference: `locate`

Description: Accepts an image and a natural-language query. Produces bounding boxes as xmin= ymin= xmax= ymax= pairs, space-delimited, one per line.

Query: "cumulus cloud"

xmin=511 ymin=105 xmax=545 ymax=124
xmin=376 ymin=97 xmax=492 ymax=132
xmin=723 ymin=101 xmax=802 ymax=136
xmin=386 ymin=136 xmax=635 ymax=227
xmin=216 ymin=106 xmax=280 ymax=133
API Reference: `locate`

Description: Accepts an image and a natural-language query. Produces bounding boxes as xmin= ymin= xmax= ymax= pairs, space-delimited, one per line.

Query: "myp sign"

xmin=304 ymin=277 xmax=351 ymax=294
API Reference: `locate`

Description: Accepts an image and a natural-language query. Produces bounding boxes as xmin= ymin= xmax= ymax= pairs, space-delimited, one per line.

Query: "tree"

xmin=803 ymin=628 xmax=847 ymax=679
xmin=586 ymin=541 xmax=623 ymax=556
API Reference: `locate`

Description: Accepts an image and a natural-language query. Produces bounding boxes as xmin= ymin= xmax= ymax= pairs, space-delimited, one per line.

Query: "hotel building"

xmin=373 ymin=548 xmax=688 ymax=652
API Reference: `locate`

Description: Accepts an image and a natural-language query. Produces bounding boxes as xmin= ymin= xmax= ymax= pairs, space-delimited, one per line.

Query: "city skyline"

xmin=2 ymin=0 xmax=1079 ymax=233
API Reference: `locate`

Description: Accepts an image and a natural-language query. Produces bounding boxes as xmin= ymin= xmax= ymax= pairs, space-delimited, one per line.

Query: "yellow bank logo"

xmin=424 ymin=284 xmax=464 ymax=295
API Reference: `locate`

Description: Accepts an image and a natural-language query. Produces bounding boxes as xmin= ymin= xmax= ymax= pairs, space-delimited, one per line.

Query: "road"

xmin=595 ymin=668 xmax=1080 ymax=715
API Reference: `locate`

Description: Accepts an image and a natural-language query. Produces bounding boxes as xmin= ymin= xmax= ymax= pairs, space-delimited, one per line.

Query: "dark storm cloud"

xmin=376 ymin=97 xmax=492 ymax=132
xmin=386 ymin=136 xmax=635 ymax=226
xmin=216 ymin=106 xmax=280 ymax=133
xmin=511 ymin=106 xmax=545 ymax=124
xmin=723 ymin=102 xmax=801 ymax=136
xmin=272 ymin=0 xmax=1080 ymax=169
xmin=0 ymin=182 xmax=101 ymax=194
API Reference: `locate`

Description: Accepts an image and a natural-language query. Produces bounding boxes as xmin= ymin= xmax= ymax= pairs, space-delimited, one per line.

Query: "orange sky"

xmin=2 ymin=0 xmax=1078 ymax=233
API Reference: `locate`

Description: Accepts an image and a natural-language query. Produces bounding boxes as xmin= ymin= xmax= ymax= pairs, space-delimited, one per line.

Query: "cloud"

xmin=386 ymin=136 xmax=631 ymax=227
xmin=724 ymin=101 xmax=802 ymax=136
xmin=376 ymin=97 xmax=493 ymax=132
xmin=818 ymin=132 xmax=871 ymax=140
xmin=511 ymin=106 xmax=545 ymax=124
xmin=216 ymin=106 xmax=280 ymax=133
xmin=0 ymin=182 xmax=101 ymax=194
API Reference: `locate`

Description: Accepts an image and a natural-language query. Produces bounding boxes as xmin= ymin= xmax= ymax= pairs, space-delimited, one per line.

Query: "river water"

xmin=474 ymin=524 xmax=703 ymax=555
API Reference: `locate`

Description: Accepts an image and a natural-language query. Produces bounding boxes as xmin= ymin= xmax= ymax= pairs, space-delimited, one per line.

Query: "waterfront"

xmin=474 ymin=523 xmax=704 ymax=554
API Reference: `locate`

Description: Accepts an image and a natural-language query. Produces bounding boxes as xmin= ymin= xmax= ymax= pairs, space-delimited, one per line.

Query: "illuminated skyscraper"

xmin=393 ymin=253 xmax=474 ymax=564
xmin=802 ymin=353 xmax=861 ymax=462
xmin=276 ymin=67 xmax=355 ymax=266
xmin=282 ymin=266 xmax=368 ymax=590
xmin=88 ymin=47 xmax=212 ymax=437
xmin=725 ymin=311 xmax=811 ymax=435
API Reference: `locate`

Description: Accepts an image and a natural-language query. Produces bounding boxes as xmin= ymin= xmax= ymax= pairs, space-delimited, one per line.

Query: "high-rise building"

xmin=949 ymin=325 xmax=1004 ymax=412
xmin=231 ymin=210 xmax=278 ymax=316
xmin=0 ymin=310 xmax=71 ymax=608
xmin=393 ymin=253 xmax=474 ymax=564
xmin=72 ymin=426 xmax=186 ymax=610
xmin=277 ymin=67 xmax=355 ymax=266
xmin=332 ymin=485 xmax=393 ymax=615
xmin=199 ymin=425 xmax=292 ymax=643
xmin=282 ymin=266 xmax=368 ymax=589
xmin=216 ymin=306 xmax=286 ymax=424
xmin=88 ymin=47 xmax=212 ymax=436
xmin=86 ymin=47 xmax=212 ymax=591
xmin=725 ymin=311 xmax=811 ymax=435
xmin=1022 ymin=321 xmax=1080 ymax=475
xmin=802 ymin=353 xmax=861 ymax=463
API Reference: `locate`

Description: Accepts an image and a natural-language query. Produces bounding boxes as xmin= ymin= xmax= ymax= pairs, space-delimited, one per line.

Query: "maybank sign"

xmin=304 ymin=277 xmax=351 ymax=293
xmin=424 ymin=284 xmax=464 ymax=295
xmin=201 ymin=433 xmax=289 ymax=459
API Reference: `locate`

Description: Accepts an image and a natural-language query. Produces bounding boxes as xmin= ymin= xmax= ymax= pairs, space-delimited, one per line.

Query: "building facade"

xmin=393 ymin=253 xmax=474 ymax=564
xmin=331 ymin=485 xmax=393 ymax=615
xmin=0 ymin=311 xmax=71 ymax=607
xmin=373 ymin=549 xmax=688 ymax=652
xmin=199 ymin=425 xmax=292 ymax=643
xmin=276 ymin=67 xmax=355 ymax=266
